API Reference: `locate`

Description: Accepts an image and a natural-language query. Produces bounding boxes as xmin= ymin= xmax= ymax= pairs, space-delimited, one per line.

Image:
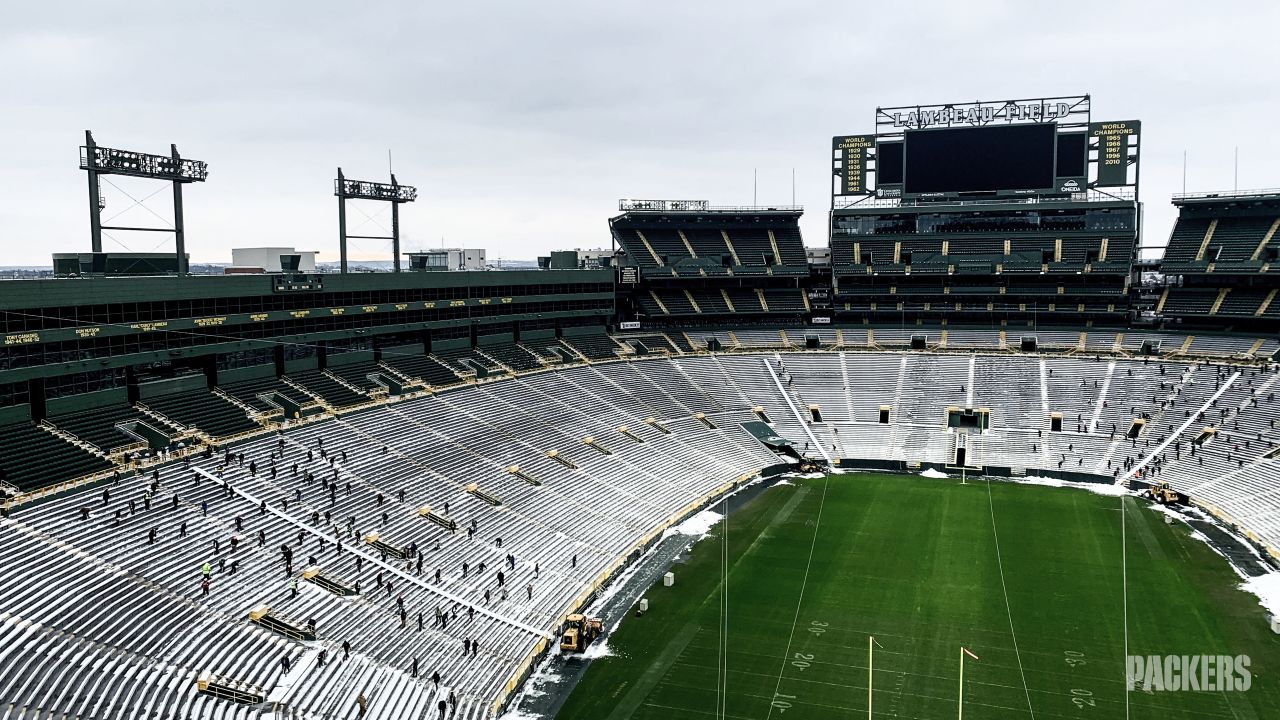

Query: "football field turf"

xmin=554 ymin=473 xmax=1280 ymax=720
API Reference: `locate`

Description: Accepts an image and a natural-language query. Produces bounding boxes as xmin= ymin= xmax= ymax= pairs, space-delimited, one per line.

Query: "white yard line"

xmin=984 ymin=477 xmax=1037 ymax=720
xmin=763 ymin=473 xmax=832 ymax=720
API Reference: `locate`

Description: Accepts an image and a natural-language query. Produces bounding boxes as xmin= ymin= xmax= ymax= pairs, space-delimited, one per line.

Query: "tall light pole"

xmin=79 ymin=130 xmax=209 ymax=275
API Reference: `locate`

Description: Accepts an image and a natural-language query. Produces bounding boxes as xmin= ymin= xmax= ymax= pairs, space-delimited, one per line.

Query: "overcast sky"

xmin=2 ymin=1 xmax=1278 ymax=266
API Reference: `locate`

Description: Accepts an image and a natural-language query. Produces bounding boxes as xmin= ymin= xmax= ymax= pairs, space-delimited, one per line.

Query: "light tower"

xmin=334 ymin=168 xmax=417 ymax=273
xmin=79 ymin=130 xmax=209 ymax=275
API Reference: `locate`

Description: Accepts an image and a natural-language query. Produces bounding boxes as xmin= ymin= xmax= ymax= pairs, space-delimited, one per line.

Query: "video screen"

xmin=904 ymin=124 xmax=1056 ymax=194
xmin=876 ymin=141 xmax=904 ymax=185
xmin=1056 ymin=132 xmax=1087 ymax=178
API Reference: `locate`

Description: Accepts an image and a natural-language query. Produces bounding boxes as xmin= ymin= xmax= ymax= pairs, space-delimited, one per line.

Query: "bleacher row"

xmin=0 ymin=358 xmax=786 ymax=720
xmin=1160 ymin=206 xmax=1280 ymax=326
xmin=623 ymin=327 xmax=1279 ymax=361
xmin=2 ymin=328 xmax=1276 ymax=501
xmin=4 ymin=347 xmax=1280 ymax=718
xmin=0 ymin=337 xmax=636 ymax=495
xmin=636 ymin=288 xmax=808 ymax=316
xmin=832 ymin=235 xmax=1131 ymax=274
xmin=764 ymin=352 xmax=1280 ymax=547
xmin=611 ymin=215 xmax=808 ymax=278
xmin=833 ymin=300 xmax=1124 ymax=316
xmin=1162 ymin=286 xmax=1280 ymax=318
xmin=1162 ymin=215 xmax=1280 ymax=274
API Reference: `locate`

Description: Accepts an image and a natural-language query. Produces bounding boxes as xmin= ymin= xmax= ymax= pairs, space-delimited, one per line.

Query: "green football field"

xmin=554 ymin=473 xmax=1280 ymax=720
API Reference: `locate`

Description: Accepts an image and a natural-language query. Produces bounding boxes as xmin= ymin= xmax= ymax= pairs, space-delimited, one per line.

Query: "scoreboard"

xmin=832 ymin=96 xmax=1140 ymax=202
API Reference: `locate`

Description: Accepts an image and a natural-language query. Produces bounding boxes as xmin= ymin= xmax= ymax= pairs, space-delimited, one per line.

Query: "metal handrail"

xmin=835 ymin=189 xmax=1134 ymax=210
xmin=1172 ymin=188 xmax=1280 ymax=201
xmin=619 ymin=199 xmax=802 ymax=213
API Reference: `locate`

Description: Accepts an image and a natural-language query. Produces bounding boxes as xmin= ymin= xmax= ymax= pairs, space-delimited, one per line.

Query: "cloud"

xmin=0 ymin=0 xmax=1277 ymax=265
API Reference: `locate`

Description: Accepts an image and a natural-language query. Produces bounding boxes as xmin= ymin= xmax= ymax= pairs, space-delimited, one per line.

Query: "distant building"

xmin=231 ymin=247 xmax=318 ymax=273
xmin=540 ymin=249 xmax=615 ymax=270
xmin=407 ymin=249 xmax=486 ymax=271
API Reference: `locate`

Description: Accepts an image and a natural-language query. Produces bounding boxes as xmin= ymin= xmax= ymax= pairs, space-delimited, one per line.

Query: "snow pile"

xmin=772 ymin=479 xmax=794 ymax=487
xmin=1146 ymin=501 xmax=1189 ymax=523
xmin=517 ymin=685 xmax=547 ymax=699
xmin=664 ymin=509 xmax=724 ymax=540
xmin=497 ymin=708 xmax=545 ymax=720
xmin=1240 ymin=573 xmax=1280 ymax=618
xmin=585 ymin=554 xmax=651 ymax=619
xmin=580 ymin=638 xmax=615 ymax=659
xmin=497 ymin=665 xmax=564 ymax=720
xmin=1139 ymin=500 xmax=1279 ymax=613
xmin=919 ymin=468 xmax=949 ymax=479
xmin=1018 ymin=475 xmax=1129 ymax=497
